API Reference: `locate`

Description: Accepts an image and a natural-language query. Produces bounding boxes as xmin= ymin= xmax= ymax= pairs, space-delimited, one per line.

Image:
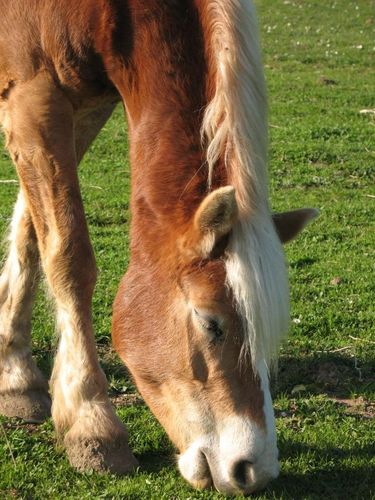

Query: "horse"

xmin=0 ymin=0 xmax=318 ymax=494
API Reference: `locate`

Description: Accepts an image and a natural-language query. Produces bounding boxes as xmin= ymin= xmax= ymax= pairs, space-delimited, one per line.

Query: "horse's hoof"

xmin=0 ymin=389 xmax=51 ymax=423
xmin=64 ymin=433 xmax=138 ymax=475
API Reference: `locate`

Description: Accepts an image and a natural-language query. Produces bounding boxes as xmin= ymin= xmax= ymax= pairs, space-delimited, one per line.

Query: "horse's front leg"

xmin=0 ymin=190 xmax=50 ymax=422
xmin=4 ymin=72 xmax=137 ymax=474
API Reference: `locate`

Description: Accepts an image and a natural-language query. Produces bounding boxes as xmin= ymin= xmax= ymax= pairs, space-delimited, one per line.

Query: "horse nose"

xmin=227 ymin=459 xmax=275 ymax=494
xmin=231 ymin=459 xmax=254 ymax=490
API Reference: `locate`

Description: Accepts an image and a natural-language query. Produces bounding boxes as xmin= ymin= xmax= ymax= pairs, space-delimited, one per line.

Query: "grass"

xmin=0 ymin=0 xmax=374 ymax=498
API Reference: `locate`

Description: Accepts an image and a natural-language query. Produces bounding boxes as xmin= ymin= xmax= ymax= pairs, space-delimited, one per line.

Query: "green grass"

xmin=1 ymin=0 xmax=374 ymax=498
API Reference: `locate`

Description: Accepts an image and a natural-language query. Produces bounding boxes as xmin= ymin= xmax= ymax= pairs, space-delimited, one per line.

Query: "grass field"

xmin=0 ymin=0 xmax=374 ymax=498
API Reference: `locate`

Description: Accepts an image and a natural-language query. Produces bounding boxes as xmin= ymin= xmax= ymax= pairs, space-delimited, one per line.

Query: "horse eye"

xmin=193 ymin=309 xmax=224 ymax=340
xmin=206 ymin=319 xmax=223 ymax=338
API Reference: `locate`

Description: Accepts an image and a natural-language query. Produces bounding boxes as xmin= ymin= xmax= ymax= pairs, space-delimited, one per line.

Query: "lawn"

xmin=0 ymin=0 xmax=374 ymax=498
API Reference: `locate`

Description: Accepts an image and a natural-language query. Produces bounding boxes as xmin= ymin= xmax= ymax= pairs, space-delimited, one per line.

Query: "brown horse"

xmin=0 ymin=0 xmax=317 ymax=494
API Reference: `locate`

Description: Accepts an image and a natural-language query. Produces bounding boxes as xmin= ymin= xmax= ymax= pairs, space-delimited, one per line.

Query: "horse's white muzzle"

xmin=178 ymin=415 xmax=279 ymax=494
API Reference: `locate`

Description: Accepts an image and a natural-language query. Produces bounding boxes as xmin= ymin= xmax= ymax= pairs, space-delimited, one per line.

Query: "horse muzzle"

xmin=177 ymin=417 xmax=280 ymax=495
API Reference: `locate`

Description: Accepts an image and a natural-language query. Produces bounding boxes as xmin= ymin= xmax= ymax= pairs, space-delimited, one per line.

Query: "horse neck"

xmin=97 ymin=2 xmax=227 ymax=255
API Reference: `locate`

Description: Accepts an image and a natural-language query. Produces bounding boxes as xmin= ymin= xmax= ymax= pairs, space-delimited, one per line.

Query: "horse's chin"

xmin=177 ymin=444 xmax=212 ymax=490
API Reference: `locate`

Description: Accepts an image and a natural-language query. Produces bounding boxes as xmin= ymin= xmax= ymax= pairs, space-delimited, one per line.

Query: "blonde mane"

xmin=202 ymin=0 xmax=290 ymax=368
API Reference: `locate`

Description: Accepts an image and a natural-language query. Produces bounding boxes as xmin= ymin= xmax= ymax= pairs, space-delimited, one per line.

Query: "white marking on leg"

xmin=51 ymin=300 xmax=119 ymax=436
xmin=0 ymin=191 xmax=44 ymax=394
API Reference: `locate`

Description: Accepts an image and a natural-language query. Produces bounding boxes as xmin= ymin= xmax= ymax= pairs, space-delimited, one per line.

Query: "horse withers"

xmin=0 ymin=0 xmax=317 ymax=494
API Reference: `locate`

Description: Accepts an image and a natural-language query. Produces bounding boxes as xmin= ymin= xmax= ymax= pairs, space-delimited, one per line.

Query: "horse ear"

xmin=193 ymin=186 xmax=238 ymax=257
xmin=272 ymin=208 xmax=319 ymax=243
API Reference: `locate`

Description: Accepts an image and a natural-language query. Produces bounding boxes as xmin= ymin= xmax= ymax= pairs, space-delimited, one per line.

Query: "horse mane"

xmin=201 ymin=0 xmax=290 ymax=368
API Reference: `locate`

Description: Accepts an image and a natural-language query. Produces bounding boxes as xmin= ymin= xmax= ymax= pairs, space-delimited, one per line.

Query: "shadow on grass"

xmin=290 ymin=256 xmax=317 ymax=269
xmin=265 ymin=441 xmax=374 ymax=500
xmin=136 ymin=450 xmax=176 ymax=473
xmin=273 ymin=352 xmax=374 ymax=399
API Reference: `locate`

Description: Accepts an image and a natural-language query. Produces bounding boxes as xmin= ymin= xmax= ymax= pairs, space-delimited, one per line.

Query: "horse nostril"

xmin=232 ymin=460 xmax=253 ymax=488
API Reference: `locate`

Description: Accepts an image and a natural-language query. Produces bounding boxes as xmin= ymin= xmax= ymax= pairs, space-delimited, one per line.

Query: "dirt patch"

xmin=111 ymin=393 xmax=144 ymax=407
xmin=0 ymin=490 xmax=19 ymax=498
xmin=0 ymin=420 xmax=41 ymax=433
xmin=316 ymin=361 xmax=344 ymax=388
xmin=319 ymin=76 xmax=338 ymax=86
xmin=329 ymin=397 xmax=375 ymax=419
